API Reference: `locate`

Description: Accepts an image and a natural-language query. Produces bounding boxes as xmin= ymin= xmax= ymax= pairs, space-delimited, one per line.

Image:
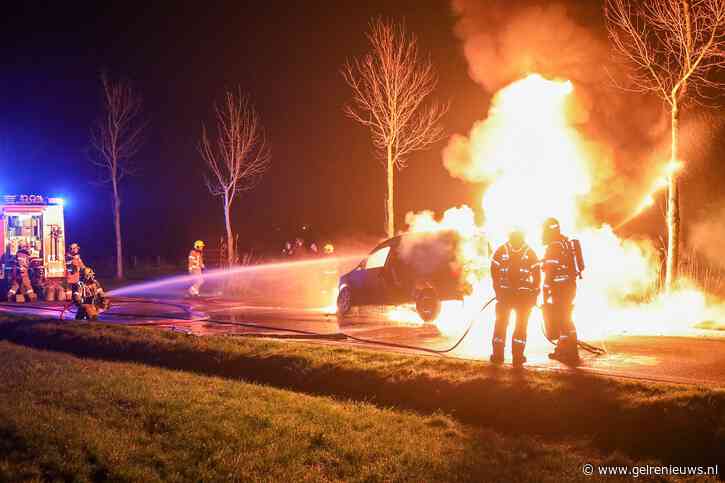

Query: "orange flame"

xmin=394 ymin=73 xmax=725 ymax=343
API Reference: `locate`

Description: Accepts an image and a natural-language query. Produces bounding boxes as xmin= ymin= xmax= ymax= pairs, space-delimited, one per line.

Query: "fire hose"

xmin=339 ymin=296 xmax=497 ymax=355
xmin=0 ymin=298 xmax=195 ymax=322
xmin=2 ymin=295 xmax=605 ymax=358
xmin=536 ymin=301 xmax=606 ymax=356
xmin=341 ymin=296 xmax=605 ymax=357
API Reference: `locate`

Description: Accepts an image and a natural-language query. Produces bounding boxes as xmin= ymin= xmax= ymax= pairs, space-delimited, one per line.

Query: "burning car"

xmin=336 ymin=230 xmax=476 ymax=322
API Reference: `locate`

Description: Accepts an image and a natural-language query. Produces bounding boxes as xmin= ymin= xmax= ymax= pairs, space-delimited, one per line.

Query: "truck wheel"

xmin=416 ymin=288 xmax=441 ymax=322
xmin=337 ymin=286 xmax=352 ymax=316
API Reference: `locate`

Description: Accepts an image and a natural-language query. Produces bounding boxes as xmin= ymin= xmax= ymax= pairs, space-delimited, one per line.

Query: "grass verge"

xmin=0 ymin=319 xmax=723 ymax=470
xmin=0 ymin=340 xmax=646 ymax=482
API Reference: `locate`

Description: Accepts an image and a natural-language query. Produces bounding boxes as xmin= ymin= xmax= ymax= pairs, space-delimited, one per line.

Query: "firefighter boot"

xmin=548 ymin=329 xmax=568 ymax=361
xmin=550 ymin=333 xmax=580 ymax=365
xmin=84 ymin=305 xmax=99 ymax=321
xmin=490 ymin=337 xmax=505 ymax=364
xmin=512 ymin=338 xmax=527 ymax=368
xmin=548 ymin=344 xmax=562 ymax=360
xmin=561 ymin=330 xmax=581 ymax=365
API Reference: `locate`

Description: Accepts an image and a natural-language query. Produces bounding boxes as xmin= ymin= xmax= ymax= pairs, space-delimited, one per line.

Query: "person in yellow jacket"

xmin=188 ymin=240 xmax=206 ymax=297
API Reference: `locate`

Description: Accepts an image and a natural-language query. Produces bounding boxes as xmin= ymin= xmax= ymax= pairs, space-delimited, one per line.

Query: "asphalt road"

xmin=2 ymin=296 xmax=724 ymax=387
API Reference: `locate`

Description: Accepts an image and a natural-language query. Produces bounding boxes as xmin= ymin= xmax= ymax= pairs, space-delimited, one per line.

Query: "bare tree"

xmin=90 ymin=73 xmax=147 ymax=280
xmin=199 ymin=88 xmax=271 ymax=267
xmin=605 ymin=0 xmax=725 ymax=292
xmin=343 ymin=18 xmax=448 ymax=238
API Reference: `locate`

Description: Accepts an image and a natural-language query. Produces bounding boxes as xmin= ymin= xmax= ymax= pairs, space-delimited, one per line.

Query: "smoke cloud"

xmin=690 ymin=205 xmax=725 ymax=270
xmin=447 ymin=0 xmax=669 ymax=222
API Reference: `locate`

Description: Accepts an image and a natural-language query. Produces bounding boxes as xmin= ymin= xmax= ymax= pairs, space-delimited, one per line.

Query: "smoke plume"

xmin=690 ymin=205 xmax=725 ymax=270
xmin=447 ymin=0 xmax=669 ymax=222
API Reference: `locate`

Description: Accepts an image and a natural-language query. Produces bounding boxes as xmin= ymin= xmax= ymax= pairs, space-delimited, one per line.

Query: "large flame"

xmin=393 ymin=73 xmax=724 ymax=346
xmin=474 ymin=74 xmax=589 ymax=244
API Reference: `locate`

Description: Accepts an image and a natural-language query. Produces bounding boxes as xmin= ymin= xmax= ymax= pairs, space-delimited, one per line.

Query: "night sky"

xmin=2 ymin=0 xmax=724 ymax=265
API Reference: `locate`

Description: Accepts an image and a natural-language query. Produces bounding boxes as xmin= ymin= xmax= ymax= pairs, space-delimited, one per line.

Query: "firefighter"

xmin=282 ymin=241 xmax=294 ymax=257
xmin=1 ymin=244 xmax=12 ymax=288
xmin=293 ymin=237 xmax=305 ymax=258
xmin=4 ymin=249 xmax=18 ymax=301
xmin=188 ymin=240 xmax=206 ymax=297
xmin=65 ymin=243 xmax=85 ymax=287
xmin=490 ymin=228 xmax=541 ymax=367
xmin=72 ymin=267 xmax=110 ymax=320
xmin=8 ymin=241 xmax=37 ymax=302
xmin=309 ymin=242 xmax=319 ymax=256
xmin=541 ymin=217 xmax=582 ymax=364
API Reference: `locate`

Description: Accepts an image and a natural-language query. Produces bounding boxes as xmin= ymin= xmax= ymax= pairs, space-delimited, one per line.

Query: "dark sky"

xmin=1 ymin=0 xmax=486 ymax=262
xmin=2 ymin=0 xmax=723 ymax=264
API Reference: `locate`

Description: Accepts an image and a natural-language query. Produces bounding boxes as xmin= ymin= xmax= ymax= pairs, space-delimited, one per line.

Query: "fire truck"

xmin=0 ymin=194 xmax=68 ymax=301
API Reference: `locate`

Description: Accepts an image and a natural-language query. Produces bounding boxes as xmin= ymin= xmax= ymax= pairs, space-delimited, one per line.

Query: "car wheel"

xmin=415 ymin=288 xmax=441 ymax=322
xmin=337 ymin=286 xmax=352 ymax=315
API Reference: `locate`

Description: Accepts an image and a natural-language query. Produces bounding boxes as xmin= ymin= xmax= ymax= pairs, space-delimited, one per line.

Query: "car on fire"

xmin=336 ymin=230 xmax=482 ymax=322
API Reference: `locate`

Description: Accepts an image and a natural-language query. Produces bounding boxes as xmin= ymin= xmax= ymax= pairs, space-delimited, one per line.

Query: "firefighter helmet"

xmin=542 ymin=217 xmax=561 ymax=245
xmin=194 ymin=240 xmax=205 ymax=250
xmin=508 ymin=228 xmax=525 ymax=250
xmin=323 ymin=243 xmax=334 ymax=255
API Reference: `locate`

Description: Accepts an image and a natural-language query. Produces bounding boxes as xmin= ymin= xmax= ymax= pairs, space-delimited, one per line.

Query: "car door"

xmin=360 ymin=244 xmax=391 ymax=305
xmin=343 ymin=259 xmax=367 ymax=301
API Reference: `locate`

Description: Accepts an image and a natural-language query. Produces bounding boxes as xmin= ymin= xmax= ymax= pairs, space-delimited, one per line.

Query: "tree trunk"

xmin=386 ymin=143 xmax=395 ymax=238
xmin=223 ymin=193 xmax=234 ymax=267
xmin=112 ymin=176 xmax=124 ymax=280
xmin=665 ymin=101 xmax=680 ymax=293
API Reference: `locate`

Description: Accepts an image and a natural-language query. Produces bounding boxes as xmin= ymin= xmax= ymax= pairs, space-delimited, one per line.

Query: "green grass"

xmin=1 ymin=319 xmax=724 ymax=473
xmin=0 ymin=340 xmax=652 ymax=482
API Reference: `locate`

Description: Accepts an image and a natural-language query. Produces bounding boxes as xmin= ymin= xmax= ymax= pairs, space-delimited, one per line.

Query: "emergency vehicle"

xmin=0 ymin=194 xmax=67 ymax=300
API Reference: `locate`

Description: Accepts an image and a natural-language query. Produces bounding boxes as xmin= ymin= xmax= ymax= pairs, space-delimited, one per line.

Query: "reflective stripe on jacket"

xmin=188 ymin=249 xmax=204 ymax=272
xmin=542 ymin=237 xmax=577 ymax=286
xmin=490 ymin=242 xmax=541 ymax=293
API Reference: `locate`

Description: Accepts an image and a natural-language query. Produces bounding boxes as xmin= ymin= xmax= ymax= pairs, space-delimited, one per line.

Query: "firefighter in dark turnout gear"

xmin=7 ymin=242 xmax=37 ymax=302
xmin=490 ymin=229 xmax=541 ymax=367
xmin=541 ymin=217 xmax=581 ymax=364
xmin=72 ymin=267 xmax=110 ymax=320
xmin=65 ymin=243 xmax=85 ymax=299
xmin=65 ymin=243 xmax=85 ymax=284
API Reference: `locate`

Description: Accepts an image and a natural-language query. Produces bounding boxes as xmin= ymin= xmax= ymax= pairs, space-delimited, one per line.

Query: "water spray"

xmin=615 ymin=163 xmax=680 ymax=230
xmin=107 ymin=254 xmax=364 ymax=297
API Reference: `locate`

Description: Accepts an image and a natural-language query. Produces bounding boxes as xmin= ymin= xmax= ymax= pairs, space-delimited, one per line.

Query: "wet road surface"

xmin=2 ymin=297 xmax=724 ymax=387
